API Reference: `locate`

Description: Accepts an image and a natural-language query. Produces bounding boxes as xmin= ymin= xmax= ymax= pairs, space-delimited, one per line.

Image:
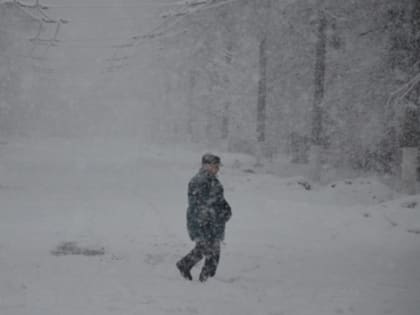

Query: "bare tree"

xmin=308 ymin=9 xmax=327 ymax=181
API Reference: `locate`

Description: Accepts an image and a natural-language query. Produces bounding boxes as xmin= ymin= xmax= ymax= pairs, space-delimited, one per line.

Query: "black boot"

xmin=176 ymin=261 xmax=192 ymax=281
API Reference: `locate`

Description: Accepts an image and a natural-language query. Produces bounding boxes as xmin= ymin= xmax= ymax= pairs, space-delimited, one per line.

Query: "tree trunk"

xmin=401 ymin=147 xmax=418 ymax=194
xmin=309 ymin=10 xmax=327 ymax=181
xmin=256 ymin=35 xmax=267 ymax=166
xmin=187 ymin=70 xmax=196 ymax=140
xmin=256 ymin=35 xmax=267 ymax=144
xmin=221 ymin=41 xmax=233 ymax=140
xmin=206 ymin=84 xmax=214 ymax=141
xmin=311 ymin=10 xmax=327 ymax=146
xmin=400 ymin=0 xmax=420 ymax=193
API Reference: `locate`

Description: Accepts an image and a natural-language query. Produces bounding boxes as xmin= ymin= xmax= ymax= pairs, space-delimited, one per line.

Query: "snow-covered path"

xmin=0 ymin=138 xmax=419 ymax=315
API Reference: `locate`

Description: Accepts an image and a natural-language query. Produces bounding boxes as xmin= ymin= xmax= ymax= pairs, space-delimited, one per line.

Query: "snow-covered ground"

xmin=0 ymin=138 xmax=419 ymax=315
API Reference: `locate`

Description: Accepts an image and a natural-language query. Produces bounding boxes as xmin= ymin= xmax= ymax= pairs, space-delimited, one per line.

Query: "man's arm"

xmin=219 ymin=199 xmax=232 ymax=222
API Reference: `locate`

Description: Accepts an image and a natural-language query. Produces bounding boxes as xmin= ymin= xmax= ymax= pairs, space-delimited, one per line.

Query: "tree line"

xmin=151 ymin=0 xmax=420 ymax=190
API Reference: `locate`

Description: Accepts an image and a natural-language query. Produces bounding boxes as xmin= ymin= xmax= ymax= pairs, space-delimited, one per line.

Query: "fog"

xmin=1 ymin=0 xmax=174 ymax=139
xmin=2 ymin=0 xmax=420 ymax=179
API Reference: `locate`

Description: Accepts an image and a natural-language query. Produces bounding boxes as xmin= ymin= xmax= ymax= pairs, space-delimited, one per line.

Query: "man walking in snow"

xmin=176 ymin=153 xmax=232 ymax=282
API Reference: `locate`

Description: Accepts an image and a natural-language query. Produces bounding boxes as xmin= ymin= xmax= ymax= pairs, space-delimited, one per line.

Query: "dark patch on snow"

xmin=243 ymin=169 xmax=255 ymax=174
xmin=331 ymin=184 xmax=336 ymax=188
xmin=297 ymin=180 xmax=311 ymax=191
xmin=363 ymin=213 xmax=371 ymax=218
xmin=51 ymin=241 xmax=105 ymax=256
xmin=401 ymin=201 xmax=418 ymax=209
xmin=407 ymin=229 xmax=420 ymax=235
xmin=344 ymin=180 xmax=353 ymax=185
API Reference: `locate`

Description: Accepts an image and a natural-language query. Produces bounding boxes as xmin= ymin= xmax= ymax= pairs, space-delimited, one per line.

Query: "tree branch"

xmin=386 ymin=72 xmax=420 ymax=109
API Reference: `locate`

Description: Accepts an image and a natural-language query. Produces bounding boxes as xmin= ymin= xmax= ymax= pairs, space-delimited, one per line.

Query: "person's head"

xmin=201 ymin=153 xmax=222 ymax=175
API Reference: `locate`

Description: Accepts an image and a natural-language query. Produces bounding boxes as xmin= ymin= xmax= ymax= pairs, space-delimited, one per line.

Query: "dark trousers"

xmin=178 ymin=240 xmax=221 ymax=277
